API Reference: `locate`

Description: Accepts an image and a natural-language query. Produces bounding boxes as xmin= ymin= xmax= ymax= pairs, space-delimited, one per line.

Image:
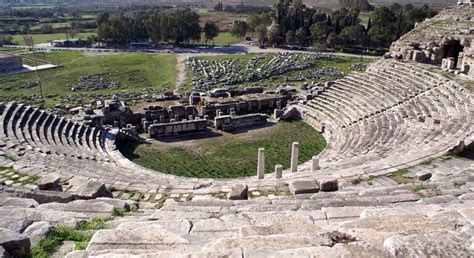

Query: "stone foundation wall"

xmin=0 ymin=55 xmax=23 ymax=72
xmin=203 ymin=96 xmax=289 ymax=118
xmin=214 ymin=114 xmax=267 ymax=131
xmin=148 ymin=119 xmax=207 ymax=137
xmin=300 ymin=112 xmax=325 ymax=133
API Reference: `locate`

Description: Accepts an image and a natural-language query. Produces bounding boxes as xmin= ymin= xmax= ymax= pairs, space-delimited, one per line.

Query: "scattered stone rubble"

xmin=189 ymin=53 xmax=335 ymax=92
xmin=350 ymin=63 xmax=368 ymax=71
xmin=68 ymin=75 xmax=120 ymax=91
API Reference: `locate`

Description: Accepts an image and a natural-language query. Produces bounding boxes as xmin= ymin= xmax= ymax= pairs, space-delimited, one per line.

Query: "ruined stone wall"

xmin=148 ymin=119 xmax=207 ymax=137
xmin=214 ymin=114 xmax=267 ymax=131
xmin=300 ymin=112 xmax=325 ymax=133
xmin=203 ymin=96 xmax=289 ymax=118
xmin=388 ymin=4 xmax=473 ymax=79
xmin=0 ymin=55 xmax=22 ymax=72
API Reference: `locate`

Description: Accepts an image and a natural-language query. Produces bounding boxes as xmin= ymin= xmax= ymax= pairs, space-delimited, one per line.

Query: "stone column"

xmin=275 ymin=164 xmax=282 ymax=179
xmin=291 ymin=142 xmax=299 ymax=173
xmin=311 ymin=156 xmax=320 ymax=172
xmin=257 ymin=148 xmax=265 ymax=179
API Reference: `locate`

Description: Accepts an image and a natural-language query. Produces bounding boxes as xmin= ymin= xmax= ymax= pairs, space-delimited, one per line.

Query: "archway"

xmin=441 ymin=39 xmax=463 ymax=68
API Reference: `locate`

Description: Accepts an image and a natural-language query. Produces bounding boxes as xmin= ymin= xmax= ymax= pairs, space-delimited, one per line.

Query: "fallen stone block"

xmin=2 ymin=186 xmax=74 ymax=204
xmin=227 ymin=184 xmax=248 ymax=200
xmin=289 ymin=180 xmax=319 ymax=195
xmin=383 ymin=231 xmax=472 ymax=257
xmin=70 ymin=181 xmax=112 ymax=199
xmin=37 ymin=174 xmax=61 ymax=191
xmin=23 ymin=221 xmax=52 ymax=246
xmin=91 ymin=198 xmax=130 ymax=211
xmin=39 ymin=200 xmax=115 ymax=217
xmin=416 ymin=171 xmax=432 ymax=181
xmin=0 ymin=197 xmax=39 ymax=208
xmin=0 ymin=228 xmax=30 ymax=257
xmin=86 ymin=224 xmax=190 ymax=252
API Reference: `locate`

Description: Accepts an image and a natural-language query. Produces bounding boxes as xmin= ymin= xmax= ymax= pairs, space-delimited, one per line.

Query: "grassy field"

xmin=201 ymin=32 xmax=242 ymax=46
xmin=118 ymin=120 xmax=326 ymax=178
xmin=10 ymin=32 xmax=96 ymax=45
xmin=0 ymin=51 xmax=176 ymax=106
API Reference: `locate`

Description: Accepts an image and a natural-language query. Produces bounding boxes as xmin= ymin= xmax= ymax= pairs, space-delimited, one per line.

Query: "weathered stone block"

xmin=0 ymin=228 xmax=30 ymax=257
xmin=227 ymin=184 xmax=248 ymax=200
xmin=289 ymin=180 xmax=319 ymax=195
xmin=72 ymin=181 xmax=112 ymax=199
xmin=37 ymin=175 xmax=61 ymax=191
xmin=23 ymin=221 xmax=52 ymax=246
xmin=416 ymin=171 xmax=432 ymax=181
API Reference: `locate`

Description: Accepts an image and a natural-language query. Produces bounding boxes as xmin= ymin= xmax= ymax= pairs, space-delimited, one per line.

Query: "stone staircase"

xmin=66 ymin=169 xmax=474 ymax=257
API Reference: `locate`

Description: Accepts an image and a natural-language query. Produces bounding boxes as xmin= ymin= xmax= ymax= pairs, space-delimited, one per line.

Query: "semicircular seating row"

xmin=292 ymin=59 xmax=474 ymax=179
xmin=0 ymin=59 xmax=473 ymax=193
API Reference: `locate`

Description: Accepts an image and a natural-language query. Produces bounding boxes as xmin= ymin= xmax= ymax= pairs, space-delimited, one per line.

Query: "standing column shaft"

xmin=257 ymin=148 xmax=265 ymax=179
xmin=275 ymin=164 xmax=283 ymax=179
xmin=311 ymin=156 xmax=320 ymax=172
xmin=291 ymin=142 xmax=299 ymax=173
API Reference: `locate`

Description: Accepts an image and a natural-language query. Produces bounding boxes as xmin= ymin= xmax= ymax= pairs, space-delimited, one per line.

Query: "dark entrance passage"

xmin=441 ymin=40 xmax=463 ymax=68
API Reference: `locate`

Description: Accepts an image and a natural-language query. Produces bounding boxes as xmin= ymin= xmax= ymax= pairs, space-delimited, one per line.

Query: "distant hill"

xmin=1 ymin=0 xmax=458 ymax=8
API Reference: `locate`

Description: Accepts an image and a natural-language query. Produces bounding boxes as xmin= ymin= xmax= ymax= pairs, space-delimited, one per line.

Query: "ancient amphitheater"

xmin=1 ymin=4 xmax=474 ymax=258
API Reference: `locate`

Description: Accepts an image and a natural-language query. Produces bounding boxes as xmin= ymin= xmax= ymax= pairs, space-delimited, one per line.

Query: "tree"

xmin=256 ymin=24 xmax=268 ymax=45
xmin=310 ymin=22 xmax=331 ymax=43
xmin=23 ymin=35 xmax=34 ymax=49
xmin=295 ymin=28 xmax=306 ymax=45
xmin=326 ymin=32 xmax=340 ymax=48
xmin=286 ymin=30 xmax=295 ymax=45
xmin=231 ymin=20 xmax=248 ymax=38
xmin=96 ymin=12 xmax=110 ymax=26
xmin=214 ymin=2 xmax=223 ymax=11
xmin=224 ymin=5 xmax=235 ymax=12
xmin=40 ymin=24 xmax=54 ymax=34
xmin=267 ymin=23 xmax=280 ymax=46
xmin=340 ymin=24 xmax=367 ymax=47
xmin=146 ymin=11 xmax=162 ymax=45
xmin=203 ymin=22 xmax=219 ymax=44
xmin=141 ymin=9 xmax=202 ymax=45
xmin=0 ymin=35 xmax=14 ymax=46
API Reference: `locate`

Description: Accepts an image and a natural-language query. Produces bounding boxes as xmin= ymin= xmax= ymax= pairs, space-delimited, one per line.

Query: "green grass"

xmin=118 ymin=120 xmax=326 ymax=178
xmin=30 ymin=216 xmax=116 ymax=257
xmin=388 ymin=168 xmax=413 ymax=184
xmin=413 ymin=184 xmax=428 ymax=192
xmin=351 ymin=178 xmax=362 ymax=185
xmin=0 ymin=51 xmax=176 ymax=106
xmin=111 ymin=207 xmax=124 ymax=217
xmin=10 ymin=32 xmax=96 ymax=45
xmin=201 ymin=32 xmax=241 ymax=46
xmin=30 ymin=225 xmax=93 ymax=258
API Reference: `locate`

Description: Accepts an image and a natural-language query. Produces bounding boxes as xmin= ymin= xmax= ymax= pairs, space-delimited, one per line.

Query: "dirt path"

xmin=173 ymin=52 xmax=232 ymax=94
xmin=173 ymin=55 xmax=188 ymax=94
